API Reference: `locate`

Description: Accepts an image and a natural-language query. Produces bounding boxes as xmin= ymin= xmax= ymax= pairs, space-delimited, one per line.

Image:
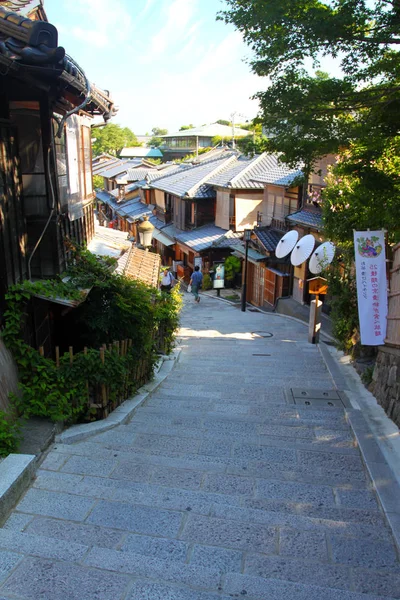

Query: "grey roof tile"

xmin=250 ymin=154 xmax=304 ymax=186
xmin=207 ymin=153 xmax=303 ymax=189
xmin=150 ymin=156 xmax=236 ymax=198
xmin=254 ymin=227 xmax=284 ymax=252
xmin=175 ymin=224 xmax=229 ymax=252
xmin=286 ymin=208 xmax=323 ymax=229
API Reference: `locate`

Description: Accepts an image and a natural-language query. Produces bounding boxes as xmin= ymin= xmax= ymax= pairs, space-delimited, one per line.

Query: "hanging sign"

xmin=354 ymin=230 xmax=387 ymax=345
xmin=213 ymin=262 xmax=225 ymax=289
xmin=194 ymin=256 xmax=202 ymax=271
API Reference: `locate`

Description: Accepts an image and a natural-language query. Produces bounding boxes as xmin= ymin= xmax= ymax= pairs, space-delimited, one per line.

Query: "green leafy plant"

xmin=202 ymin=273 xmax=212 ymax=290
xmin=361 ymin=365 xmax=374 ymax=386
xmin=0 ymin=411 xmax=20 ymax=457
xmin=224 ymin=256 xmax=241 ymax=285
xmin=2 ymin=246 xmax=182 ymax=423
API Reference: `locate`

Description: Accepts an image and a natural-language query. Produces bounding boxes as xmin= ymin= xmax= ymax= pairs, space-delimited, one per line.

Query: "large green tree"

xmin=219 ymin=1 xmax=400 ymax=168
xmin=92 ymin=124 xmax=139 ymax=157
xmin=220 ymin=1 xmax=400 ymax=239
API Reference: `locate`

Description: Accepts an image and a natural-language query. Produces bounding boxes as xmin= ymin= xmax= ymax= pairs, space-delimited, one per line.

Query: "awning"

xmin=153 ymin=229 xmax=175 ymax=247
xmin=231 ymin=245 xmax=267 ymax=265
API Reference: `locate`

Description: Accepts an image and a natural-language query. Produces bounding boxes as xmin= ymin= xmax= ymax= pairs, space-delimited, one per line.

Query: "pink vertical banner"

xmin=354 ymin=230 xmax=387 ymax=345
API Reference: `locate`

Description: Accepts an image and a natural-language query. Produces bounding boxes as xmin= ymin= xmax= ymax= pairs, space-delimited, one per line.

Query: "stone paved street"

xmin=1 ymin=293 xmax=400 ymax=599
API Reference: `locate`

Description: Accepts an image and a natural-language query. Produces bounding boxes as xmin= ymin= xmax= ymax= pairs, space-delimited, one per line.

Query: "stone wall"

xmin=0 ymin=338 xmax=19 ymax=413
xmin=370 ymin=346 xmax=400 ymax=427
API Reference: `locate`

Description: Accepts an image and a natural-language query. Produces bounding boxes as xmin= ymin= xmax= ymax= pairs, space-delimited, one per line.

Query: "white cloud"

xmin=71 ymin=27 xmax=108 ymax=48
xmin=68 ymin=0 xmax=132 ymax=47
xmin=139 ymin=0 xmax=198 ymax=63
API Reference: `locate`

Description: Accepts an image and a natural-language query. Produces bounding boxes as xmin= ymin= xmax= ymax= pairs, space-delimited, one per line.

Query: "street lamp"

xmin=241 ymin=228 xmax=252 ymax=312
xmin=138 ymin=216 xmax=154 ymax=250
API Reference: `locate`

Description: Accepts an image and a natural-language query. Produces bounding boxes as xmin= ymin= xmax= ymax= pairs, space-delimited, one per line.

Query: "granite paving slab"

xmin=0 ymin=292 xmax=399 ymax=599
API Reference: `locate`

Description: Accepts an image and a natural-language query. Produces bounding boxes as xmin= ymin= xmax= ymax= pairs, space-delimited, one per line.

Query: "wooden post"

xmin=39 ymin=346 xmax=44 ymax=357
xmin=55 ymin=346 xmax=60 ymax=368
xmin=69 ymin=346 xmax=73 ymax=365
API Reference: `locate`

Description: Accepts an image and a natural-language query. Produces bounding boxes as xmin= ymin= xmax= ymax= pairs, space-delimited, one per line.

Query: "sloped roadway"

xmin=0 ymin=292 xmax=400 ymax=599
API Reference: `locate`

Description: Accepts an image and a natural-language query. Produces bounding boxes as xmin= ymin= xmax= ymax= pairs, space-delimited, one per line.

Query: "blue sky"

xmin=45 ymin=0 xmax=265 ymax=135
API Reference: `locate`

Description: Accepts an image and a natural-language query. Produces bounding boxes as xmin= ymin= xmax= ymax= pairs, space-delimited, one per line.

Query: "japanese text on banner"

xmin=353 ymin=230 xmax=387 ymax=345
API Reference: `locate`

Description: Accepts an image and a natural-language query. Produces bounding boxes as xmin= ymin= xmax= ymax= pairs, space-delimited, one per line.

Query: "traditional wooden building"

xmin=0 ymin=5 xmax=115 ymax=346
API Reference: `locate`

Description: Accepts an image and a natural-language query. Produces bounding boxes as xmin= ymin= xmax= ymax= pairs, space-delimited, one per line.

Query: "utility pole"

xmin=230 ymin=111 xmax=246 ymax=150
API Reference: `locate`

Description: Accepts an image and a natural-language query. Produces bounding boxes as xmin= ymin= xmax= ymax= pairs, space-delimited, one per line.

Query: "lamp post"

xmin=138 ymin=215 xmax=154 ymax=251
xmin=241 ymin=228 xmax=251 ymax=312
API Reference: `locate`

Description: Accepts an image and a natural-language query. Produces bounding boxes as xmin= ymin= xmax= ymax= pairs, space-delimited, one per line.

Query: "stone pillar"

xmin=308 ymin=298 xmax=323 ymax=344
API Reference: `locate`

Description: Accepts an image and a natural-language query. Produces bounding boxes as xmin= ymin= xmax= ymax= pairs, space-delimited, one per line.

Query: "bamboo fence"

xmin=38 ymin=326 xmax=170 ymax=421
xmin=385 ymin=241 xmax=400 ymax=347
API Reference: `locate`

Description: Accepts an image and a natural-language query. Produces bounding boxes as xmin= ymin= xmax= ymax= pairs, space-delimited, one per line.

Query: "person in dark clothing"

xmin=189 ymin=266 xmax=203 ymax=303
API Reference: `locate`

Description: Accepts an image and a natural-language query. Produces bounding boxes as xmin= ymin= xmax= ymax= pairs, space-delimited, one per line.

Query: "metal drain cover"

xmin=286 ymin=388 xmax=350 ymax=408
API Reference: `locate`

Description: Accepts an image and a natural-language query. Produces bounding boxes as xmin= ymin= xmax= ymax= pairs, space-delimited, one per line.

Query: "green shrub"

xmin=202 ymin=273 xmax=212 ymax=290
xmin=224 ymin=256 xmax=241 ymax=284
xmin=0 ymin=411 xmax=20 ymax=457
xmin=3 ymin=247 xmax=182 ymax=423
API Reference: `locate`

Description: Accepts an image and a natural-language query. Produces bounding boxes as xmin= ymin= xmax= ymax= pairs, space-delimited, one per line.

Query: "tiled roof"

xmin=231 ymin=245 xmax=268 ymax=263
xmin=123 ymin=247 xmax=161 ymax=289
xmin=95 ymin=190 xmax=152 ymax=222
xmin=0 ymin=6 xmax=116 ymax=119
xmin=126 ymin=168 xmax=160 ymax=182
xmin=150 ymin=156 xmax=236 ymax=198
xmin=149 ymin=215 xmax=167 ymax=231
xmin=175 ymin=224 xmax=229 ymax=252
xmin=88 ymin=224 xmax=131 ymax=259
xmin=212 ymin=230 xmax=243 ymax=248
xmin=97 ymin=161 xmax=134 ymax=179
xmin=250 ymin=154 xmax=304 ymax=186
xmin=286 ymin=208 xmax=323 ymax=230
xmin=207 ymin=153 xmax=303 ymax=190
xmin=160 ymin=123 xmax=250 ymax=139
xmin=93 ymin=158 xmax=121 ymax=175
xmin=254 ymin=227 xmax=284 ymax=252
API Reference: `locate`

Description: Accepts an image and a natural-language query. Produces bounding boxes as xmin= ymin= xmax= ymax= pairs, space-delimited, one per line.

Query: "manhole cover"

xmin=252 ymin=331 xmax=273 ymax=338
xmin=285 ymin=388 xmax=350 ymax=408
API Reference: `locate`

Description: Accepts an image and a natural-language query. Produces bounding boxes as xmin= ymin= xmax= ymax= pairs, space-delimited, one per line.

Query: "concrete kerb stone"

xmin=317 ymin=341 xmax=400 ymax=554
xmin=0 ymin=454 xmax=36 ymax=525
xmin=55 ymin=347 xmax=182 ymax=445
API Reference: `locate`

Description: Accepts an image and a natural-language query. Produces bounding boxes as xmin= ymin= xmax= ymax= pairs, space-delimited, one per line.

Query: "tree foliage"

xmin=219 ymin=1 xmax=400 ymax=168
xmin=149 ymin=127 xmax=168 ymax=147
xmin=179 ymin=124 xmax=194 ymax=130
xmin=92 ymin=124 xmax=139 ymax=157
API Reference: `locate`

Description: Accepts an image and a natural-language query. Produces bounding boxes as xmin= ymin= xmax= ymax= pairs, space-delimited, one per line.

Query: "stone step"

xmin=3 ymin=513 xmax=399 ymax=598
xmin=28 ymin=469 xmax=389 ymax=541
xmin=48 ymin=442 xmax=370 ymax=487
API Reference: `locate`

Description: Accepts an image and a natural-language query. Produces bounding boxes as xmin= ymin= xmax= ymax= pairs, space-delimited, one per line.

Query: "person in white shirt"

xmin=160 ymin=269 xmax=174 ymax=293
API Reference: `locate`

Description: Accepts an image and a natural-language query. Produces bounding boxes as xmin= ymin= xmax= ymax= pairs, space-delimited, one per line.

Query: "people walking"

xmin=189 ymin=265 xmax=203 ymax=303
xmin=160 ymin=268 xmax=174 ymax=293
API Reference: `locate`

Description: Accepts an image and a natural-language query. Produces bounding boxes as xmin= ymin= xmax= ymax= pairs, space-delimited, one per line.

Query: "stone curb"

xmin=55 ymin=347 xmax=181 ymax=445
xmin=317 ymin=341 xmax=400 ymax=552
xmin=0 ymin=454 xmax=36 ymax=525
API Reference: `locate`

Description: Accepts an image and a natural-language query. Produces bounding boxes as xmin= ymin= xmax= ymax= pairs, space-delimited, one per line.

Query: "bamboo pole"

xmin=69 ymin=346 xmax=73 ymax=365
xmin=55 ymin=346 xmax=60 ymax=368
